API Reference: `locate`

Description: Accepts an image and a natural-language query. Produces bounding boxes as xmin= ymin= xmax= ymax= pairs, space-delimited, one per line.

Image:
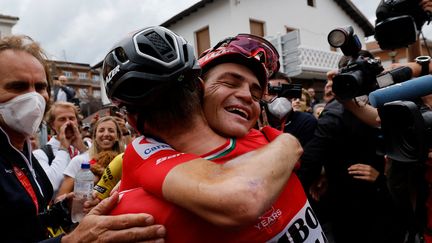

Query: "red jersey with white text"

xmin=113 ymin=127 xmax=326 ymax=243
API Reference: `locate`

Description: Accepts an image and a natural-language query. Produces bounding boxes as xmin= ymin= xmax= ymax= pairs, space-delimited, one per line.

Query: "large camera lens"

xmin=332 ymin=71 xmax=363 ymax=100
xmin=328 ymin=29 xmax=347 ymax=48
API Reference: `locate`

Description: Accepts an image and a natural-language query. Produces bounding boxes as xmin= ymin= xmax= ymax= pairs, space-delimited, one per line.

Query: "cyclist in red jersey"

xmin=102 ymin=26 xmax=327 ymax=242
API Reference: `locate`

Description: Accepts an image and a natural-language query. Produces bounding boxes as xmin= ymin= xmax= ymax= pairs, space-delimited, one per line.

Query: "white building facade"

xmin=0 ymin=14 xmax=19 ymax=38
xmin=162 ymin=0 xmax=373 ymax=90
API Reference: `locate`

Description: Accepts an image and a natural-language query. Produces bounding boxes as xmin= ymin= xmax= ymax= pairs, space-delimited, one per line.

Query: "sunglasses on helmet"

xmin=199 ymin=34 xmax=280 ymax=78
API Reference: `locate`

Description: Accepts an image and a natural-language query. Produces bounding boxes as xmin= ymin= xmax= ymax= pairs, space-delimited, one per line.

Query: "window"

xmin=195 ymin=27 xmax=210 ymax=56
xmin=250 ymin=19 xmax=265 ymax=37
xmin=93 ymin=90 xmax=101 ymax=98
xmin=307 ymin=0 xmax=315 ymax=7
xmin=78 ymin=72 xmax=87 ymax=80
xmin=78 ymin=88 xmax=88 ymax=98
xmin=63 ymin=71 xmax=72 ymax=78
xmin=92 ymin=75 xmax=100 ymax=82
xmin=286 ymin=26 xmax=296 ymax=33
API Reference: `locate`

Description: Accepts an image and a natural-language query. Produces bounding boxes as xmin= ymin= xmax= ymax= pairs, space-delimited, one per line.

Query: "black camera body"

xmin=375 ymin=0 xmax=431 ymax=50
xmin=267 ymin=83 xmax=302 ymax=99
xmin=378 ymin=100 xmax=432 ymax=163
xmin=328 ymin=26 xmax=412 ymax=100
xmin=38 ymin=199 xmax=73 ymax=229
xmin=332 ymin=56 xmax=384 ymax=100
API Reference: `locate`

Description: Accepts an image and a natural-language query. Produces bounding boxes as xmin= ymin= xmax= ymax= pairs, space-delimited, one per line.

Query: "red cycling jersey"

xmin=112 ymin=127 xmax=327 ymax=243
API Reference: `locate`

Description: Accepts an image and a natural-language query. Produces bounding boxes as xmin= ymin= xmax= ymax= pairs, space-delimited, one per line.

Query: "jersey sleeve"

xmin=260 ymin=126 xmax=282 ymax=142
xmin=120 ymin=136 xmax=199 ymax=198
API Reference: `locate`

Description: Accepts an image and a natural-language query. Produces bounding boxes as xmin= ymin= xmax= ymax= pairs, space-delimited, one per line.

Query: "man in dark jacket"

xmin=0 ymin=35 xmax=165 ymax=242
xmin=262 ymin=71 xmax=317 ymax=147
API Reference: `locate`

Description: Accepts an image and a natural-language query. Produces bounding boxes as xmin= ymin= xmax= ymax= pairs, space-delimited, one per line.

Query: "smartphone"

xmin=110 ymin=106 xmax=120 ymax=116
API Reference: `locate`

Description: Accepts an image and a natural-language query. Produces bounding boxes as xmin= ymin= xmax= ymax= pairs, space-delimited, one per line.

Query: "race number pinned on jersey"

xmin=132 ymin=136 xmax=174 ymax=160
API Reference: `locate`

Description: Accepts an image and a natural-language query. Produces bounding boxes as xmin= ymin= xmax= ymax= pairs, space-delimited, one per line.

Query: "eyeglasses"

xmin=199 ymin=34 xmax=280 ymax=78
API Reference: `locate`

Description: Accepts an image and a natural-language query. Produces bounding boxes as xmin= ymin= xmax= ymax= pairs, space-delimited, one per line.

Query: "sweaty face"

xmin=203 ymin=63 xmax=262 ymax=138
xmin=95 ymin=120 xmax=118 ymax=151
xmin=0 ymin=50 xmax=49 ymax=132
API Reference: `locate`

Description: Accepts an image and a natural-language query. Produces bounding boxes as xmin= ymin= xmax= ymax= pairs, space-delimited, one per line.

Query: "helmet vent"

xmin=115 ymin=47 xmax=129 ymax=63
xmin=183 ymin=44 xmax=189 ymax=63
xmin=145 ymin=31 xmax=171 ymax=56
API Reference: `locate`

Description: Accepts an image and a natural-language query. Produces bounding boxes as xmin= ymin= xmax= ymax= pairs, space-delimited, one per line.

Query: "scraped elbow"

xmin=210 ymin=186 xmax=268 ymax=228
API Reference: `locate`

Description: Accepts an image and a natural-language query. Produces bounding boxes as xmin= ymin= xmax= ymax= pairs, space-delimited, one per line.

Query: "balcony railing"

xmin=267 ymin=31 xmax=342 ymax=79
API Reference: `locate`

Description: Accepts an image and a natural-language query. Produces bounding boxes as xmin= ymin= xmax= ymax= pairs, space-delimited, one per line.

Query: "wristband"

xmin=415 ymin=56 xmax=431 ymax=76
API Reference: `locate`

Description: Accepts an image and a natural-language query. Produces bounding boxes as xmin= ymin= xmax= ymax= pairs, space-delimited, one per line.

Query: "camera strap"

xmin=13 ymin=165 xmax=39 ymax=214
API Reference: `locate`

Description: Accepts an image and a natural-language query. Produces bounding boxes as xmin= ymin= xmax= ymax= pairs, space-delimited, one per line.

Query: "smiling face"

xmin=202 ymin=63 xmax=262 ymax=138
xmin=94 ymin=120 xmax=118 ymax=151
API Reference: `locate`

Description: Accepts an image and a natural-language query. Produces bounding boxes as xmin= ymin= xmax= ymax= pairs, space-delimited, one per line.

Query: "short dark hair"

xmin=270 ymin=71 xmax=292 ymax=84
xmin=132 ymin=78 xmax=203 ymax=134
xmin=338 ymin=50 xmax=374 ymax=68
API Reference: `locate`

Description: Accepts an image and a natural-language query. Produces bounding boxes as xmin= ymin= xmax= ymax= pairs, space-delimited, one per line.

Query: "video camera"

xmin=379 ymin=100 xmax=432 ymax=163
xmin=368 ymin=75 xmax=432 ymax=162
xmin=267 ymin=83 xmax=302 ymax=99
xmin=375 ymin=0 xmax=431 ymax=50
xmin=327 ymin=26 xmax=412 ymax=100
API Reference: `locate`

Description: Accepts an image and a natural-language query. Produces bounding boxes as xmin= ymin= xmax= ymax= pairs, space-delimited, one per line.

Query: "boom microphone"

xmin=369 ymin=75 xmax=432 ymax=107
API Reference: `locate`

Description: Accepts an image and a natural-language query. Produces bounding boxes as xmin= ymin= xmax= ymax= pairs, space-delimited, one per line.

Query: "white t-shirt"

xmin=56 ymin=88 xmax=68 ymax=102
xmin=63 ymin=152 xmax=90 ymax=179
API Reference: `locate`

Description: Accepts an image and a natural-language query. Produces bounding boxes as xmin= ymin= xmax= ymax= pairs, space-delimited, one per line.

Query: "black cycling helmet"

xmin=102 ymin=26 xmax=201 ymax=107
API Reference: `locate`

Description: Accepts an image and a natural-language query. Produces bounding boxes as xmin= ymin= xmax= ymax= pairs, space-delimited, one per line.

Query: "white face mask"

xmin=267 ymin=97 xmax=292 ymax=119
xmin=0 ymin=92 xmax=46 ymax=136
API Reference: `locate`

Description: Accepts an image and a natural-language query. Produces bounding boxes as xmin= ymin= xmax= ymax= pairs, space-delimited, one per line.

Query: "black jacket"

xmin=0 ymin=128 xmax=58 ymax=242
xmin=297 ymin=99 xmax=396 ymax=243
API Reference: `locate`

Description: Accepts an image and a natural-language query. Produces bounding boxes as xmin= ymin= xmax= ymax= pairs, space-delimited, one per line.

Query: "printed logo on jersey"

xmin=264 ymin=201 xmax=327 ymax=243
xmin=132 ymin=136 xmax=174 ymax=160
xmin=155 ymin=153 xmax=184 ymax=165
xmin=255 ymin=206 xmax=283 ymax=231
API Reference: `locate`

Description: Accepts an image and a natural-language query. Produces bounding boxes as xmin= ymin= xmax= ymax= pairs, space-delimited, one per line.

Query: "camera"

xmin=38 ymin=199 xmax=73 ymax=229
xmin=327 ymin=26 xmax=412 ymax=100
xmin=332 ymin=56 xmax=384 ymax=100
xmin=378 ymin=100 xmax=432 ymax=163
xmin=375 ymin=0 xmax=431 ymax=50
xmin=267 ymin=83 xmax=302 ymax=99
xmin=368 ymin=75 xmax=432 ymax=162
xmin=110 ymin=106 xmax=120 ymax=116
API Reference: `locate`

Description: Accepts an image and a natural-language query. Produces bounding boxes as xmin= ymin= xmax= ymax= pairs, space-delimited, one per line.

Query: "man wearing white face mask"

xmin=0 ymin=35 xmax=166 ymax=243
xmin=262 ymin=72 xmax=317 ymax=146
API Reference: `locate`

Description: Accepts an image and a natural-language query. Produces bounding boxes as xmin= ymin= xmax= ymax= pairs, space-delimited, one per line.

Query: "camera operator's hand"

xmin=61 ymin=191 xmax=166 ymax=243
xmin=388 ymin=62 xmax=424 ymax=78
xmin=54 ymin=79 xmax=63 ymax=87
xmin=113 ymin=116 xmax=128 ymax=135
xmin=347 ymin=164 xmax=379 ymax=183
